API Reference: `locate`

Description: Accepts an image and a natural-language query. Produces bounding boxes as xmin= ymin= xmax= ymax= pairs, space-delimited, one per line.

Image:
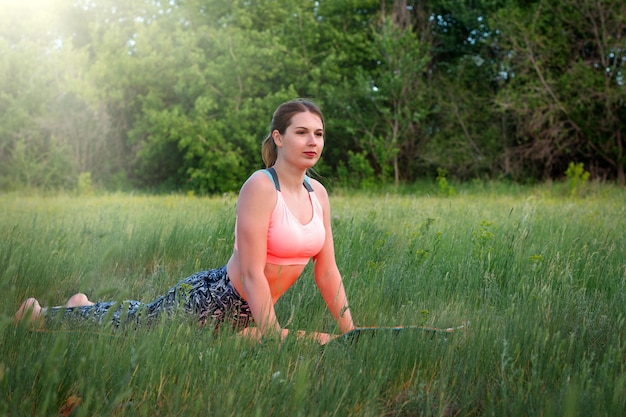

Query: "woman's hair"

xmin=261 ymin=98 xmax=325 ymax=168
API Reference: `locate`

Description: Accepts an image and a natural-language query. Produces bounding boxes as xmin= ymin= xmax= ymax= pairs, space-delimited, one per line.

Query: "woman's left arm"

xmin=312 ymin=180 xmax=355 ymax=334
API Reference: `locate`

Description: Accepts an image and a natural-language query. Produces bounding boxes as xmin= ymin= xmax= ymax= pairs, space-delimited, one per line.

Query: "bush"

xmin=565 ymin=162 xmax=590 ymax=197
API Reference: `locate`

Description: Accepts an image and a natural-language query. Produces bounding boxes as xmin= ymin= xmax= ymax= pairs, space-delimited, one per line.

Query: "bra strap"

xmin=266 ymin=167 xmax=313 ymax=192
xmin=303 ymin=176 xmax=314 ymax=192
xmin=266 ymin=167 xmax=281 ymax=191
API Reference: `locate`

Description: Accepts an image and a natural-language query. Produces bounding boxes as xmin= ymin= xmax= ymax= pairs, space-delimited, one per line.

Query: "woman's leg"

xmin=145 ymin=266 xmax=251 ymax=330
xmin=15 ymin=267 xmax=250 ymax=329
xmin=15 ymin=293 xmax=93 ymax=324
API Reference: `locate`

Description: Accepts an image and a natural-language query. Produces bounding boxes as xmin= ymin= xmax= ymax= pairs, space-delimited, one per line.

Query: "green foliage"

xmin=337 ymin=150 xmax=376 ymax=189
xmin=436 ymin=168 xmax=456 ymax=196
xmin=565 ymin=162 xmax=590 ymax=197
xmin=492 ymin=0 xmax=626 ymax=182
xmin=1 ymin=0 xmax=624 ymax=193
xmin=473 ymin=219 xmax=495 ymax=257
xmin=76 ymin=172 xmax=94 ymax=196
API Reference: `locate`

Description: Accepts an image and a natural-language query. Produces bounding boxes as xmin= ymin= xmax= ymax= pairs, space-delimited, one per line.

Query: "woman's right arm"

xmin=235 ymin=172 xmax=282 ymax=337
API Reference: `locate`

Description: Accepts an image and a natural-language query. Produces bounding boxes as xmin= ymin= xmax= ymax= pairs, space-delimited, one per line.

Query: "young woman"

xmin=15 ymin=99 xmax=355 ymax=345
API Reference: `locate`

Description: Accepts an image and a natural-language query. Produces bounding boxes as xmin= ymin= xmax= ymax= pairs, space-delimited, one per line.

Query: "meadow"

xmin=1 ymin=182 xmax=625 ymax=416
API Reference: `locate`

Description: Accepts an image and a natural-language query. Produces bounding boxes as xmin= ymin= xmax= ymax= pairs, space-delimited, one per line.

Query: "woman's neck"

xmin=271 ymin=162 xmax=307 ymax=192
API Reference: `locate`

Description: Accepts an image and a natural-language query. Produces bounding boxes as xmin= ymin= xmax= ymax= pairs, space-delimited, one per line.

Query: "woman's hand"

xmin=238 ymin=327 xmax=338 ymax=345
xmin=238 ymin=326 xmax=263 ymax=341
xmin=309 ymin=332 xmax=338 ymax=345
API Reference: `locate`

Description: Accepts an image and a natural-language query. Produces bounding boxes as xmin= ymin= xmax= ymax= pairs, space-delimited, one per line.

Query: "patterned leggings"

xmin=47 ymin=266 xmax=252 ymax=331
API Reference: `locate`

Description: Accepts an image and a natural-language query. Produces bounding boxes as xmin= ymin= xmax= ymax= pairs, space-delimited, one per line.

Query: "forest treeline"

xmin=1 ymin=0 xmax=624 ymax=193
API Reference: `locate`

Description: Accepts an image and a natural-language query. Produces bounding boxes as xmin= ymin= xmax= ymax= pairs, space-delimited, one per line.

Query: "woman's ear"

xmin=272 ymin=130 xmax=282 ymax=147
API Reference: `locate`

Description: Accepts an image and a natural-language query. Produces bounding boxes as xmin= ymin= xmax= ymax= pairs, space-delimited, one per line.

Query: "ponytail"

xmin=261 ymin=134 xmax=277 ymax=168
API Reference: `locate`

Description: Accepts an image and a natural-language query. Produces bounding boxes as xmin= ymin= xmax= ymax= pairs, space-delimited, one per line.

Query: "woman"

xmin=15 ymin=98 xmax=355 ymax=345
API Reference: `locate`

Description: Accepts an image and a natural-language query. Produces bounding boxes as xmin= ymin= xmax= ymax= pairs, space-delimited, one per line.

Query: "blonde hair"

xmin=261 ymin=98 xmax=325 ymax=167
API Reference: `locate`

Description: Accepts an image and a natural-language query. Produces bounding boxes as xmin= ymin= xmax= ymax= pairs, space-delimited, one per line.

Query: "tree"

xmin=358 ymin=5 xmax=431 ymax=186
xmin=2 ymin=0 xmax=623 ymax=191
xmin=560 ymin=0 xmax=626 ymax=184
xmin=493 ymin=0 xmax=626 ymax=183
xmin=0 ymin=1 xmax=75 ymax=189
xmin=419 ymin=0 xmax=508 ymax=180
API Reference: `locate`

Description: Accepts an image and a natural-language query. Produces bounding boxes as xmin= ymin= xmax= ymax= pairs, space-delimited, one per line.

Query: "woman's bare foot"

xmin=66 ymin=293 xmax=94 ymax=308
xmin=15 ymin=298 xmax=44 ymax=324
xmin=15 ymin=293 xmax=94 ymax=328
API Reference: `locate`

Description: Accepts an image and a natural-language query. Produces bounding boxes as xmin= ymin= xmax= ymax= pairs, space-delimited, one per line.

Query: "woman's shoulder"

xmin=237 ymin=170 xmax=278 ymax=209
xmin=307 ymin=176 xmax=326 ymax=191
xmin=242 ymin=169 xmax=277 ymax=191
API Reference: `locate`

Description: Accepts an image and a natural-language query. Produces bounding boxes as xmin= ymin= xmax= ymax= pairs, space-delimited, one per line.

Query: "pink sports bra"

xmin=234 ymin=168 xmax=326 ymax=265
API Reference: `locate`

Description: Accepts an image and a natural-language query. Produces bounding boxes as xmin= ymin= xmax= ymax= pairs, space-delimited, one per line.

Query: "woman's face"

xmin=273 ymin=111 xmax=324 ymax=169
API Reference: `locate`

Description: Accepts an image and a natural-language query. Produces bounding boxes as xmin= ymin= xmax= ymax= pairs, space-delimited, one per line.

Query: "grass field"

xmin=1 ymin=183 xmax=625 ymax=416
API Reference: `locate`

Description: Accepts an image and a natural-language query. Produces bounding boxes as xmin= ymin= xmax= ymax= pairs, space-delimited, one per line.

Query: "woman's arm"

xmin=235 ymin=172 xmax=282 ymax=337
xmin=311 ymin=180 xmax=356 ymax=334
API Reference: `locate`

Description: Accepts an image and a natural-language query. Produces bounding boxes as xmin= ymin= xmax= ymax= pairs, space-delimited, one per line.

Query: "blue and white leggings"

xmin=47 ymin=266 xmax=252 ymax=331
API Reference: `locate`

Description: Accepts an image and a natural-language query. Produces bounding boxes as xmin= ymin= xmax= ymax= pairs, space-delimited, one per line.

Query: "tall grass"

xmin=1 ymin=185 xmax=625 ymax=416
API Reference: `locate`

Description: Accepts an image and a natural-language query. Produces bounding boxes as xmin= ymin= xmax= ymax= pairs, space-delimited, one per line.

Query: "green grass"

xmin=1 ymin=184 xmax=625 ymax=416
